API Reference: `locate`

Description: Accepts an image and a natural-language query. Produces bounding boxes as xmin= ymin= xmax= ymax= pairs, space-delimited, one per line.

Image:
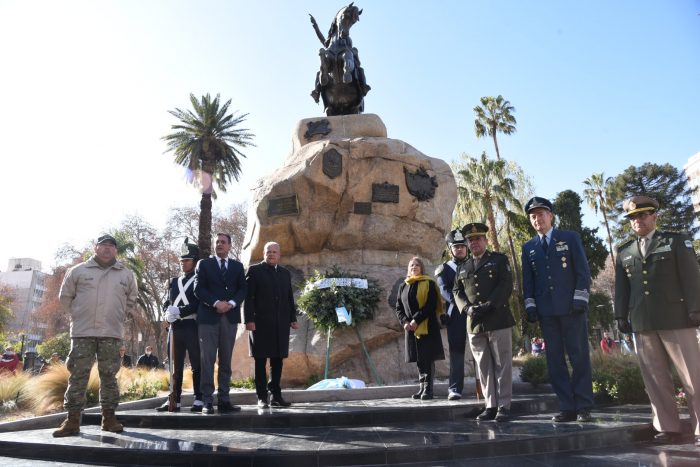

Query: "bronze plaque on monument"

xmin=372 ymin=182 xmax=399 ymax=203
xmin=354 ymin=202 xmax=372 ymax=215
xmin=267 ymin=195 xmax=299 ymax=217
xmin=404 ymin=166 xmax=438 ymax=201
xmin=323 ymin=148 xmax=343 ymax=179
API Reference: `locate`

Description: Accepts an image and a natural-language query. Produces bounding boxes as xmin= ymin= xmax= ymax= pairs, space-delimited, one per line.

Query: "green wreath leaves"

xmin=297 ymin=265 xmax=382 ymax=332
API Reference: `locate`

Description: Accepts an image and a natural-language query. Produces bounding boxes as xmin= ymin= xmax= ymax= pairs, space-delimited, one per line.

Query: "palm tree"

xmin=162 ymin=93 xmax=255 ymax=257
xmin=473 ymin=95 xmax=517 ymax=161
xmin=583 ymin=172 xmax=615 ymax=264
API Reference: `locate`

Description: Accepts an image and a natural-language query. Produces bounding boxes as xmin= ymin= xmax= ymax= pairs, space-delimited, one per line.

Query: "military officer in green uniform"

xmin=615 ymin=195 xmax=700 ymax=446
xmin=454 ymin=223 xmax=515 ymax=422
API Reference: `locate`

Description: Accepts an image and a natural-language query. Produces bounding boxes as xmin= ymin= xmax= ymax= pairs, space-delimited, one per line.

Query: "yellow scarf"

xmin=404 ymin=275 xmax=444 ymax=337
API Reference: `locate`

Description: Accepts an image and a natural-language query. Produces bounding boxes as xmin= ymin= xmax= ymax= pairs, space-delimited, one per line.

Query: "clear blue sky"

xmin=1 ymin=0 xmax=698 ymax=271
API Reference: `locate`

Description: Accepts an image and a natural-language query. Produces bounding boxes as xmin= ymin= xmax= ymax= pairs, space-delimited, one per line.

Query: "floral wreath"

xmin=297 ymin=265 xmax=382 ymax=332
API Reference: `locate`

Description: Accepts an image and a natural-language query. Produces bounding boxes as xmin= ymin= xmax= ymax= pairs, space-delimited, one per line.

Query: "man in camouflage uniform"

xmin=615 ymin=195 xmax=700 ymax=446
xmin=53 ymin=234 xmax=138 ymax=437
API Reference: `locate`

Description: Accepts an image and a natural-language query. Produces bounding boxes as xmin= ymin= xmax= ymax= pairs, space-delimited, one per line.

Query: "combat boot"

xmin=101 ymin=408 xmax=124 ymax=433
xmin=52 ymin=410 xmax=81 ymax=438
xmin=412 ymin=373 xmax=427 ymax=399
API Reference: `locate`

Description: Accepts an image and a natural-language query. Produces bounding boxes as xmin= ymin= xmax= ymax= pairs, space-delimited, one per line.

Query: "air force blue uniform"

xmin=522 ymin=228 xmax=593 ymax=413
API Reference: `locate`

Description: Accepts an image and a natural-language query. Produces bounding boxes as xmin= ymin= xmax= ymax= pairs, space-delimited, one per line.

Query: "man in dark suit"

xmin=136 ymin=346 xmax=159 ymax=369
xmin=615 ymin=195 xmax=700 ymax=446
xmin=194 ymin=232 xmax=247 ymax=414
xmin=454 ymin=223 xmax=515 ymax=422
xmin=244 ymin=241 xmax=299 ymax=409
xmin=521 ymin=196 xmax=594 ymax=423
xmin=435 ymin=228 xmax=469 ymax=400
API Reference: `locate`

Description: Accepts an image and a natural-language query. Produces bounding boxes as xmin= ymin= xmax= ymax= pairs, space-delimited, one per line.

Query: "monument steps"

xmin=0 ymin=388 xmax=668 ymax=466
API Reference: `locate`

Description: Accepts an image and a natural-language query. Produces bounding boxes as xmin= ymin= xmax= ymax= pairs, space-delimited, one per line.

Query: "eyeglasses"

xmin=628 ymin=212 xmax=652 ymax=221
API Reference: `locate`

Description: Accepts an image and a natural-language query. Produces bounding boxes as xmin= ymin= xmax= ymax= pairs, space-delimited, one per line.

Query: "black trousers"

xmin=254 ymin=357 xmax=283 ymax=399
xmin=167 ymin=319 xmax=202 ymax=402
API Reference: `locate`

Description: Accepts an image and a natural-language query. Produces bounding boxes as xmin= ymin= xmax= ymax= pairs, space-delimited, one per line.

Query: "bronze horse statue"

xmin=310 ymin=3 xmax=370 ymax=116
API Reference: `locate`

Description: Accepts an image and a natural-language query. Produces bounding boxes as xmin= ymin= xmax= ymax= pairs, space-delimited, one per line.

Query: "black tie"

xmin=220 ymin=258 xmax=226 ymax=272
xmin=541 ymin=236 xmax=548 ymax=253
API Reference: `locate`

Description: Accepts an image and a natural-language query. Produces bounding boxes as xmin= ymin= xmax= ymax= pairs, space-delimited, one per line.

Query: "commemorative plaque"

xmin=404 ymin=166 xmax=438 ymax=201
xmin=267 ymin=195 xmax=299 ymax=217
xmin=372 ymin=182 xmax=399 ymax=203
xmin=304 ymin=119 xmax=331 ymax=139
xmin=323 ymin=148 xmax=343 ymax=179
xmin=354 ymin=202 xmax=372 ymax=215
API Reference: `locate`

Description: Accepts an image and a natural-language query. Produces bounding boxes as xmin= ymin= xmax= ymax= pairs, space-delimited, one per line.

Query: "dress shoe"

xmin=270 ymin=395 xmax=292 ymax=407
xmin=190 ymin=401 xmax=203 ymax=413
xmin=447 ymin=391 xmax=462 ymax=401
xmin=552 ymin=411 xmax=577 ymax=423
xmin=476 ymin=407 xmax=498 ymax=421
xmin=420 ymin=391 xmax=434 ymax=401
xmin=218 ymin=401 xmax=241 ymax=413
xmin=495 ymin=407 xmax=510 ymax=423
xmin=202 ymin=403 xmax=215 ymax=414
xmin=653 ymin=432 xmax=683 ymax=444
xmin=576 ymin=409 xmax=592 ymax=422
xmin=155 ymin=402 xmax=179 ymax=412
xmin=257 ymin=399 xmax=269 ymax=409
xmin=695 ymin=436 xmax=700 ymax=447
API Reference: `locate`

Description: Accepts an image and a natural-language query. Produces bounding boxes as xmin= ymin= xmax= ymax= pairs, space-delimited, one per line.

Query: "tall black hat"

xmin=180 ymin=238 xmax=199 ymax=260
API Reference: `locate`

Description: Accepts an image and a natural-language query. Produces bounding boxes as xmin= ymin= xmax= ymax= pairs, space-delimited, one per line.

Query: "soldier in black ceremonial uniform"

xmin=615 ymin=195 xmax=700 ymax=446
xmin=158 ymin=239 xmax=203 ymax=412
xmin=454 ymin=223 xmax=515 ymax=422
xmin=435 ymin=228 xmax=469 ymax=400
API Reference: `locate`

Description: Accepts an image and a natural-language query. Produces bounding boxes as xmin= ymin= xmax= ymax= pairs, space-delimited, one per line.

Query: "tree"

xmin=552 ymin=190 xmax=608 ymax=279
xmin=36 ymin=332 xmax=71 ymax=360
xmin=583 ymin=172 xmax=616 ymax=264
xmin=162 ymin=93 xmax=255 ymax=257
xmin=606 ymin=163 xmax=699 ymax=239
xmin=0 ymin=285 xmax=14 ymax=335
xmin=473 ymin=95 xmax=516 ymax=161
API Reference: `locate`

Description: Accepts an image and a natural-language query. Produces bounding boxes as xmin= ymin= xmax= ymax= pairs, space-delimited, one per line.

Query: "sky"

xmin=0 ymin=0 xmax=698 ymax=272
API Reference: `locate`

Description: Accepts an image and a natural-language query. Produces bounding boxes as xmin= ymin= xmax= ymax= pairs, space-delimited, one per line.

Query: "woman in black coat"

xmin=395 ymin=257 xmax=445 ymax=400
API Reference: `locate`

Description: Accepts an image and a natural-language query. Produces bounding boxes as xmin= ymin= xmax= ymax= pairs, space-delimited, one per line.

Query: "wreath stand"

xmin=324 ymin=324 xmax=384 ymax=385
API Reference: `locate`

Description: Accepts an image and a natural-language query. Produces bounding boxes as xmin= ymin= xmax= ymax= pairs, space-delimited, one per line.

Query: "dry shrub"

xmin=25 ymin=364 xmax=70 ymax=414
xmin=0 ymin=372 xmax=32 ymax=412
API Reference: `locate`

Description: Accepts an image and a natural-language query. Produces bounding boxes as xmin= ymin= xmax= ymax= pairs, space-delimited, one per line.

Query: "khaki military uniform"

xmin=615 ymin=230 xmax=700 ymax=436
xmin=454 ymin=250 xmax=515 ymax=410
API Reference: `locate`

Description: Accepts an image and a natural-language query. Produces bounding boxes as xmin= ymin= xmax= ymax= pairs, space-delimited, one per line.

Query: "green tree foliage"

xmin=473 ymin=95 xmax=516 ymax=161
xmin=606 ymin=163 xmax=698 ymax=239
xmin=583 ymin=172 xmax=616 ymax=263
xmin=0 ymin=286 xmax=14 ymax=335
xmin=552 ymin=190 xmax=608 ymax=279
xmin=588 ymin=291 xmax=614 ymax=332
xmin=36 ymin=332 xmax=71 ymax=360
xmin=162 ymin=93 xmax=255 ymax=257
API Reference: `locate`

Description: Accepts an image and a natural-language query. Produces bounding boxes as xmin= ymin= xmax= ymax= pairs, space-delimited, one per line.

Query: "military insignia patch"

xmin=628 ymin=201 xmax=636 ymax=210
xmin=454 ymin=231 xmax=464 ymax=242
xmin=685 ymin=239 xmax=693 ymax=248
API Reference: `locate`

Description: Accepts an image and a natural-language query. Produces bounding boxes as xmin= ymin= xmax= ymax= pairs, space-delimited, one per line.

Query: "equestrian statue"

xmin=309 ymin=3 xmax=371 ymax=116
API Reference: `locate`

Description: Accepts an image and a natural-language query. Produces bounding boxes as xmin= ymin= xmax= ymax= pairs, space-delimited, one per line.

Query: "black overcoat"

xmin=395 ymin=279 xmax=445 ymax=363
xmin=244 ymin=262 xmax=298 ymax=358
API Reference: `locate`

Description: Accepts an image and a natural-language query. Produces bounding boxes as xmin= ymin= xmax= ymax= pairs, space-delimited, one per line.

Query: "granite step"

xmin=0 ymin=393 xmax=664 ymax=467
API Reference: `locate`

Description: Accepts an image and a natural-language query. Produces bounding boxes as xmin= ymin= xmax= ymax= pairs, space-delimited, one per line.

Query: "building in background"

xmin=684 ymin=152 xmax=700 ymax=213
xmin=0 ymin=258 xmax=47 ymax=350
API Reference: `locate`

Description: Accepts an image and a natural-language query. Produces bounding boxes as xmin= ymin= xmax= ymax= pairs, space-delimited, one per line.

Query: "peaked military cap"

xmin=524 ymin=196 xmax=553 ymax=214
xmin=180 ymin=238 xmax=200 ymax=260
xmin=623 ymin=195 xmax=659 ymax=217
xmin=446 ymin=228 xmax=466 ymax=246
xmin=462 ymin=222 xmax=489 ymax=238
xmin=96 ymin=234 xmax=118 ymax=246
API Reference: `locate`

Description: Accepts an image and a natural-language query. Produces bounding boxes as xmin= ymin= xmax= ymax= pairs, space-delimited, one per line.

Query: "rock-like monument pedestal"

xmin=234 ymin=114 xmax=457 ymax=385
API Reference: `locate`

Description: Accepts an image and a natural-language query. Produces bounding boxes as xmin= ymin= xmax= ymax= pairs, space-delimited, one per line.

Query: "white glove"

xmin=166 ymin=306 xmax=180 ymax=323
